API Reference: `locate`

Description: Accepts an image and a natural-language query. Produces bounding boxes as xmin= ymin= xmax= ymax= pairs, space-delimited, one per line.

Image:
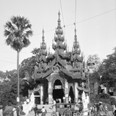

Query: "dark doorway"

xmin=69 ymin=86 xmax=74 ymax=103
xmin=53 ymin=79 xmax=64 ymax=103
xmin=34 ymin=91 xmax=40 ymax=104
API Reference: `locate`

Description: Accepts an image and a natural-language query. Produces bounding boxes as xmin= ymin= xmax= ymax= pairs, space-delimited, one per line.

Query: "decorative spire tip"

xmin=42 ymin=29 xmax=45 ymax=42
xmin=58 ymin=11 xmax=60 ymax=19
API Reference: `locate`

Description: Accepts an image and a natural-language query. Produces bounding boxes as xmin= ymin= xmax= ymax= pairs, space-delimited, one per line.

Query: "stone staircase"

xmin=26 ymin=109 xmax=53 ymax=116
xmin=25 ymin=104 xmax=56 ymax=116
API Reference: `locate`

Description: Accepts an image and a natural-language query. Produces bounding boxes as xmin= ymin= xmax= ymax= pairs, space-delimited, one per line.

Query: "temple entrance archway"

xmin=53 ymin=79 xmax=64 ymax=103
xmin=69 ymin=86 xmax=74 ymax=103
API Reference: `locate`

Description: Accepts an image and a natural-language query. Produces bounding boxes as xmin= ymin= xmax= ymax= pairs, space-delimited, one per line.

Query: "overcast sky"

xmin=0 ymin=0 xmax=116 ymax=71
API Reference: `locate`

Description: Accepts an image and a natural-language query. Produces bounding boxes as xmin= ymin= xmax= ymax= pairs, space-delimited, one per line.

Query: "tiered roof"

xmin=39 ymin=29 xmax=47 ymax=62
xmin=33 ymin=12 xmax=86 ymax=81
xmin=52 ymin=12 xmax=67 ymax=53
xmin=72 ymin=28 xmax=82 ymax=62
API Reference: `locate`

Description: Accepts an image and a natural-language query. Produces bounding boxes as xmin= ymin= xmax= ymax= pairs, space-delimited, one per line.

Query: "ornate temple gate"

xmin=47 ymin=73 xmax=65 ymax=104
xmin=30 ymin=12 xmax=90 ymax=114
xmin=47 ymin=71 xmax=83 ymax=107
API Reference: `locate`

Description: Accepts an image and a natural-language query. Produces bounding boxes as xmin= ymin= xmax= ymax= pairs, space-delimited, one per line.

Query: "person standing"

xmin=69 ymin=96 xmax=71 ymax=103
xmin=41 ymin=106 xmax=46 ymax=116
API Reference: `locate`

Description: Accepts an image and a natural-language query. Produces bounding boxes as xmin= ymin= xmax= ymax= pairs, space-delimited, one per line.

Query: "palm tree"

xmin=4 ymin=16 xmax=33 ymax=104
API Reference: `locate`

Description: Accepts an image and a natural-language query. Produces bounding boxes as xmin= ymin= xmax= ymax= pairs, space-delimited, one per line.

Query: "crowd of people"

xmin=88 ymin=102 xmax=115 ymax=116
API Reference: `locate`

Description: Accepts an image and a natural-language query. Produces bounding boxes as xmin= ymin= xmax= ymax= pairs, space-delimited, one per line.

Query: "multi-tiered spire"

xmin=39 ymin=29 xmax=47 ymax=62
xmin=72 ymin=27 xmax=82 ymax=64
xmin=52 ymin=12 xmax=67 ymax=53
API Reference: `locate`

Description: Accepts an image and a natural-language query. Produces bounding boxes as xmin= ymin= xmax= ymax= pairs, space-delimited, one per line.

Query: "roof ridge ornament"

xmin=73 ymin=26 xmax=79 ymax=50
xmin=52 ymin=12 xmax=66 ymax=52
xmin=40 ymin=29 xmax=47 ymax=57
xmin=71 ymin=24 xmax=83 ymax=62
xmin=74 ymin=23 xmax=77 ymax=42
xmin=42 ymin=29 xmax=45 ymax=43
xmin=74 ymin=28 xmax=77 ymax=42
xmin=58 ymin=11 xmax=61 ymax=27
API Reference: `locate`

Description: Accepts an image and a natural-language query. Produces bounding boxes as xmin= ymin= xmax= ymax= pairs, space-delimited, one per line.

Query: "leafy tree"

xmin=0 ymin=71 xmax=6 ymax=78
xmin=19 ymin=56 xmax=37 ymax=97
xmin=99 ymin=48 xmax=116 ymax=87
xmin=4 ymin=16 xmax=33 ymax=103
xmin=19 ymin=47 xmax=41 ymax=79
xmin=89 ymin=48 xmax=116 ymax=103
xmin=0 ymin=71 xmax=17 ymax=108
xmin=0 ymin=71 xmax=6 ymax=82
xmin=19 ymin=48 xmax=43 ymax=97
xmin=19 ymin=56 xmax=37 ymax=78
xmin=87 ymin=54 xmax=101 ymax=73
xmin=0 ymin=69 xmax=30 ymax=108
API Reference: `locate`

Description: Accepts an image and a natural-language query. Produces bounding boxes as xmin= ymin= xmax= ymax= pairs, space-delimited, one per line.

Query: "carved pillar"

xmin=40 ymin=85 xmax=43 ymax=104
xmin=48 ymin=81 xmax=53 ymax=104
xmin=74 ymin=82 xmax=78 ymax=103
xmin=65 ymin=79 xmax=69 ymax=103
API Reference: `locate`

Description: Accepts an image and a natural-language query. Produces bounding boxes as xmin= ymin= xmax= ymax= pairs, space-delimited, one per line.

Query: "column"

xmin=82 ymin=91 xmax=85 ymax=107
xmin=48 ymin=81 xmax=53 ymax=104
xmin=40 ymin=85 xmax=43 ymax=104
xmin=65 ymin=79 xmax=69 ymax=103
xmin=74 ymin=82 xmax=78 ymax=103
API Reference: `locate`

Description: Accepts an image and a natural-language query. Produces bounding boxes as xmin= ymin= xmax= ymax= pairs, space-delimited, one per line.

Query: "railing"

xmin=55 ymin=103 xmax=75 ymax=108
xmin=54 ymin=103 xmax=78 ymax=116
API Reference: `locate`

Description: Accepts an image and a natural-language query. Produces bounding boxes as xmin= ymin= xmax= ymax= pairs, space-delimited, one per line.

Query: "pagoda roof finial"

xmin=58 ymin=11 xmax=60 ymax=19
xmin=52 ymin=12 xmax=66 ymax=52
xmin=72 ymin=25 xmax=80 ymax=55
xmin=42 ymin=29 xmax=45 ymax=42
xmin=74 ymin=23 xmax=77 ymax=42
xmin=71 ymin=25 xmax=83 ymax=62
xmin=58 ymin=11 xmax=61 ymax=27
xmin=40 ymin=29 xmax=46 ymax=51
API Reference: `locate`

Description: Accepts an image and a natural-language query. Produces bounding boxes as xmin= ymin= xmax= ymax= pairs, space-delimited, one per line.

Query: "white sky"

xmin=0 ymin=0 xmax=116 ymax=71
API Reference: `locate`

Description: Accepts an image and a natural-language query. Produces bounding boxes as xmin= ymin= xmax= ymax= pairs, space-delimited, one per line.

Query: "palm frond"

xmin=25 ymin=30 xmax=33 ymax=37
xmin=6 ymin=36 xmax=13 ymax=45
xmin=11 ymin=39 xmax=23 ymax=51
xmin=19 ymin=16 xmax=24 ymax=29
xmin=11 ymin=16 xmax=20 ymax=29
xmin=4 ymin=30 xmax=11 ymax=37
xmin=23 ymin=17 xmax=29 ymax=26
xmin=5 ymin=22 xmax=16 ymax=32
xmin=22 ymin=37 xmax=30 ymax=47
xmin=14 ymin=30 xmax=21 ymax=37
xmin=24 ymin=24 xmax=32 ymax=30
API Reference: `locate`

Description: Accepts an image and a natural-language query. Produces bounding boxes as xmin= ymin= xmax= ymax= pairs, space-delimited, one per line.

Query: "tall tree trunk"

xmin=17 ymin=51 xmax=20 ymax=103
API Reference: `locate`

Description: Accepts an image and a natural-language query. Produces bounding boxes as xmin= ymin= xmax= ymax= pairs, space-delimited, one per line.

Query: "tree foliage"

xmin=4 ymin=16 xmax=33 ymax=104
xmin=19 ymin=56 xmax=37 ymax=79
xmin=87 ymin=54 xmax=101 ymax=73
xmin=0 ymin=69 xmax=35 ymax=108
xmin=31 ymin=48 xmax=40 ymax=55
xmin=0 ymin=71 xmax=17 ymax=108
xmin=19 ymin=55 xmax=38 ymax=97
xmin=4 ymin=16 xmax=33 ymax=52
xmin=89 ymin=48 xmax=116 ymax=97
xmin=19 ymin=47 xmax=41 ymax=79
xmin=99 ymin=48 xmax=116 ymax=86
